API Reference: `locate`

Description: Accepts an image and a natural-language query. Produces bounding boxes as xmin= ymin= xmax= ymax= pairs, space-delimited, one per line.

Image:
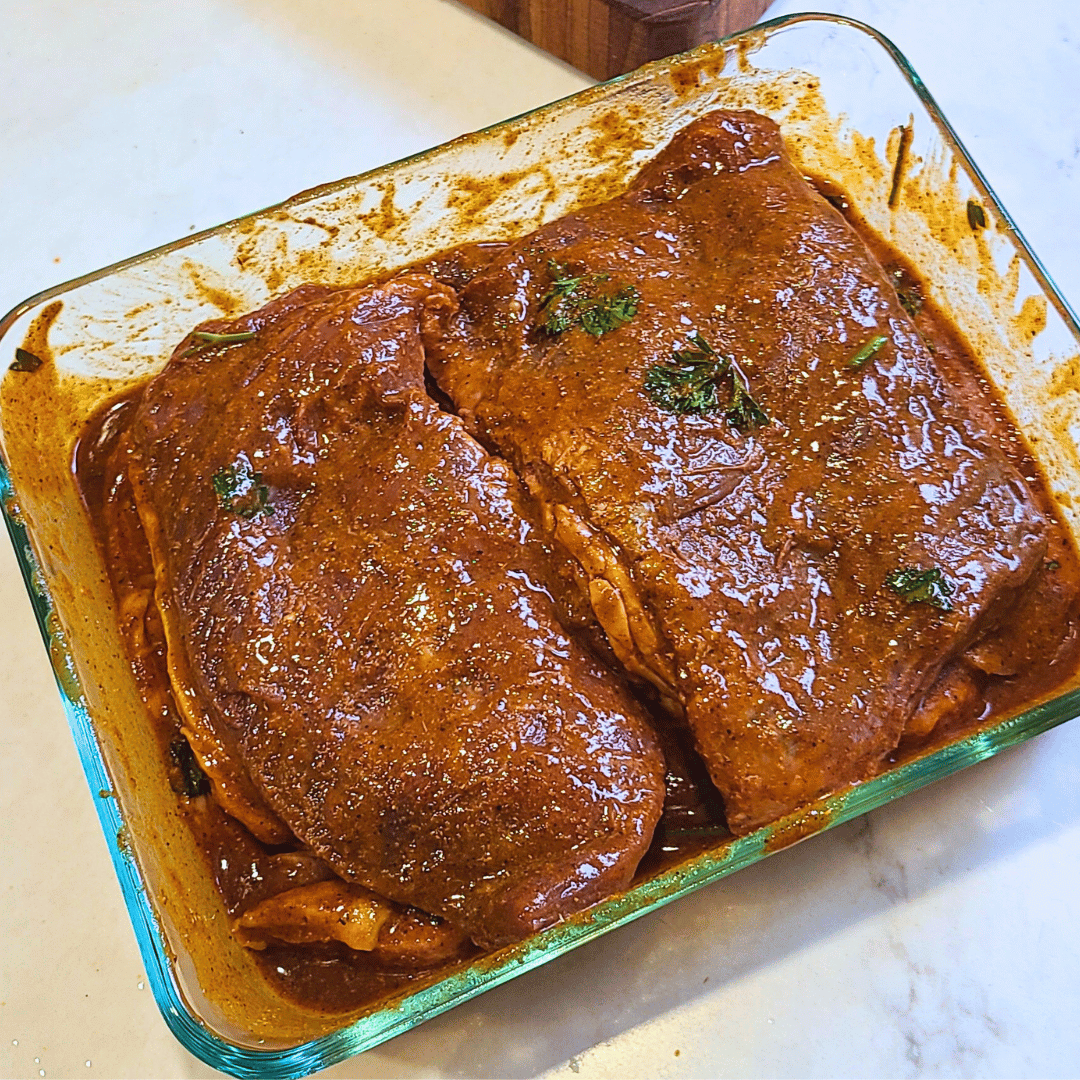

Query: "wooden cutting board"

xmin=458 ymin=0 xmax=774 ymax=81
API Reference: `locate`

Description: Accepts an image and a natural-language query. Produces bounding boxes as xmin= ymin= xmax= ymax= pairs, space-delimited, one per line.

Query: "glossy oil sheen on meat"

xmin=116 ymin=275 xmax=666 ymax=949
xmin=422 ymin=110 xmax=1080 ymax=832
xmin=76 ymin=107 xmax=1080 ymax=1013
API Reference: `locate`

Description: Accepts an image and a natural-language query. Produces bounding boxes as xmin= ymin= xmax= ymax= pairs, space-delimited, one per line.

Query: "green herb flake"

xmin=538 ymin=261 xmax=639 ymax=338
xmin=966 ymin=200 xmax=987 ymax=231
xmin=211 ymin=459 xmax=272 ymax=519
xmin=888 ymin=120 xmax=913 ymax=209
xmin=10 ymin=347 xmax=43 ymax=372
xmin=538 ymin=265 xmax=586 ymax=335
xmin=896 ymin=283 xmax=923 ymax=317
xmin=644 ymin=353 xmax=718 ymax=415
xmin=181 ymin=329 xmax=256 ymax=358
xmin=169 ymin=737 xmax=210 ymax=798
xmin=848 ymin=335 xmax=889 ymax=369
xmin=885 ymin=566 xmax=955 ymax=612
xmin=579 ymin=287 xmax=639 ymax=337
xmin=644 ymin=333 xmax=768 ymax=433
xmin=1045 ymin=559 xmax=1061 ymax=571
xmin=898 ymin=291 xmax=922 ymax=317
xmin=890 ymin=268 xmax=924 ymax=317
xmin=727 ymin=373 xmax=770 ymax=432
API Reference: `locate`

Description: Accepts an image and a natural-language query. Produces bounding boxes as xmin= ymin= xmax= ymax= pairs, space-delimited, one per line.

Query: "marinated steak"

xmin=118 ymin=275 xmax=666 ymax=948
xmin=77 ymin=104 xmax=1080 ymax=1011
xmin=421 ymin=110 xmax=1074 ymax=832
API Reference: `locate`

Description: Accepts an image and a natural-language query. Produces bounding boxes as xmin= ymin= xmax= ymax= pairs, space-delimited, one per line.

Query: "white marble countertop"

xmin=1 ymin=2 xmax=1078 ymax=1078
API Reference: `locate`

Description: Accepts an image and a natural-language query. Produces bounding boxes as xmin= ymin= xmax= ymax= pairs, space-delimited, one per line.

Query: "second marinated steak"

xmin=422 ymin=110 xmax=1065 ymax=832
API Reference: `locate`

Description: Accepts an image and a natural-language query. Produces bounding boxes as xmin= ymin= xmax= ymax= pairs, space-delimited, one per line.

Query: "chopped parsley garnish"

xmin=580 ymin=289 xmax=639 ymax=337
xmin=211 ymin=459 xmax=271 ymax=518
xmin=727 ymin=373 xmax=770 ymax=432
xmin=644 ymin=333 xmax=768 ymax=432
xmin=538 ymin=261 xmax=639 ymax=338
xmin=181 ymin=329 xmax=256 ymax=358
xmin=10 ymin=347 xmax=43 ymax=372
xmin=848 ymin=335 xmax=889 ymax=369
xmin=169 ymin=737 xmax=210 ymax=798
xmin=966 ymin=200 xmax=987 ymax=231
xmin=885 ymin=566 xmax=955 ymax=612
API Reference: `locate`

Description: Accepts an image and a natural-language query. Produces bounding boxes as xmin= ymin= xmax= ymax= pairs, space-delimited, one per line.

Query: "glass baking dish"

xmin=2 ymin=13 xmax=1079 ymax=1079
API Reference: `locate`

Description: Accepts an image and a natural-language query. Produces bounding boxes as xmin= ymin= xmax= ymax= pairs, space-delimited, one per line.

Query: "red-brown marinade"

xmin=75 ymin=109 xmax=1080 ymax=1013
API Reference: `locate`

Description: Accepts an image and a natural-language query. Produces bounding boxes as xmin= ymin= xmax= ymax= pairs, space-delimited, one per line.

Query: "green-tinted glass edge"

xmin=2 ymin=12 xmax=1080 ymax=1079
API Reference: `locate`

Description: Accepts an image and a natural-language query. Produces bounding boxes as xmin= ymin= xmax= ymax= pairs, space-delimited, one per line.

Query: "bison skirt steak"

xmin=421 ymin=110 xmax=1079 ymax=833
xmin=116 ymin=274 xmax=666 ymax=950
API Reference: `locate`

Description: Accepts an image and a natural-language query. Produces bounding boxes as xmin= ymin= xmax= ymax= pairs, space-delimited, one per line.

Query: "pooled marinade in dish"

xmin=78 ymin=108 xmax=1080 ymax=1011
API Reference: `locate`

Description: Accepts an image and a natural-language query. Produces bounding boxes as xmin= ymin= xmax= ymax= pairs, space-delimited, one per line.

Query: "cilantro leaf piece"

xmin=885 ymin=566 xmax=955 ymax=612
xmin=211 ymin=458 xmax=271 ymax=519
xmin=10 ymin=347 xmax=43 ymax=372
xmin=169 ymin=737 xmax=210 ymax=798
xmin=538 ymin=261 xmax=639 ymax=338
xmin=897 ymin=289 xmax=922 ymax=317
xmin=727 ymin=370 xmax=770 ymax=432
xmin=181 ymin=329 xmax=256 ymax=358
xmin=577 ymin=286 xmax=639 ymax=338
xmin=644 ymin=333 xmax=768 ymax=432
xmin=848 ymin=334 xmax=889 ymax=369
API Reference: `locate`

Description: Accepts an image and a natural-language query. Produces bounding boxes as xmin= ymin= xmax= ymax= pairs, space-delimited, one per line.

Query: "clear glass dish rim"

xmin=2 ymin=12 xmax=1079 ymax=1079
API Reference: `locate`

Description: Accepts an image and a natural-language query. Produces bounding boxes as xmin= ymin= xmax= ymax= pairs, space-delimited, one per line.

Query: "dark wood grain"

xmin=458 ymin=0 xmax=773 ymax=80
